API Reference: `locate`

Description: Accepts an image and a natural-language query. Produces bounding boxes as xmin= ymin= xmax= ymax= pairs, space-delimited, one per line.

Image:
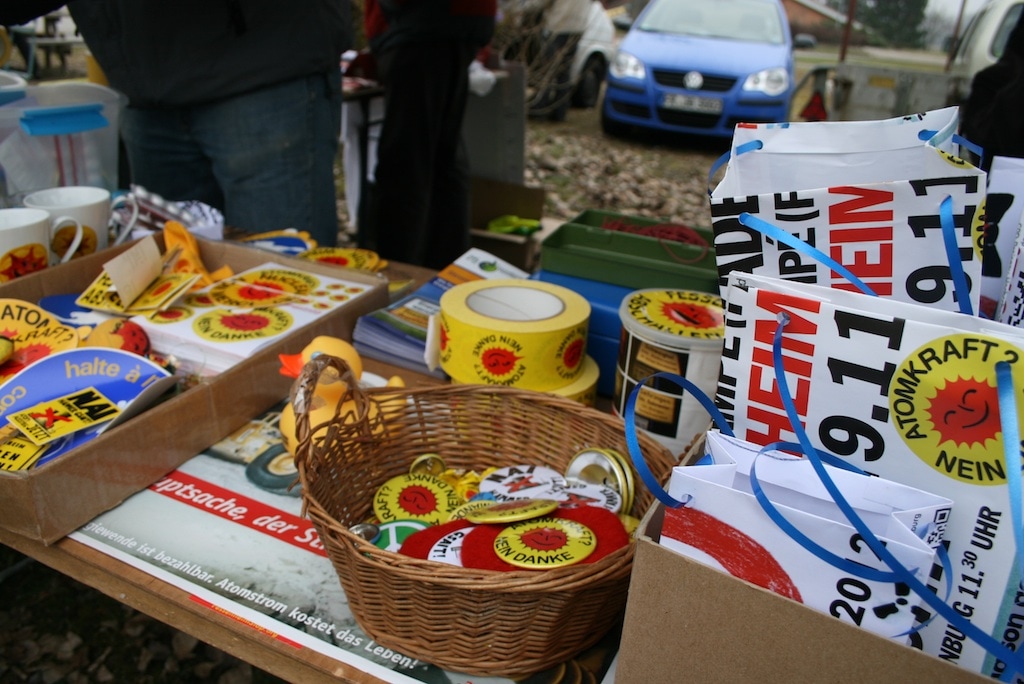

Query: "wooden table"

xmin=0 ymin=259 xmax=618 ymax=683
xmin=0 ymin=349 xmax=446 ymax=684
xmin=0 ymin=259 xmax=446 ymax=683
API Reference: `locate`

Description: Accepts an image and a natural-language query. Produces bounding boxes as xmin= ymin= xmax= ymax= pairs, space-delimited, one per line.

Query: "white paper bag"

xmin=662 ymin=430 xmax=952 ymax=641
xmin=709 ymin=108 xmax=985 ymax=314
xmin=717 ymin=270 xmax=1024 ymax=676
xmin=718 ymin=107 xmax=962 ymax=196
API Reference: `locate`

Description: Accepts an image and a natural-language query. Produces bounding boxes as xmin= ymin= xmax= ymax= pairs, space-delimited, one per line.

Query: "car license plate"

xmin=661 ymin=93 xmax=723 ymax=114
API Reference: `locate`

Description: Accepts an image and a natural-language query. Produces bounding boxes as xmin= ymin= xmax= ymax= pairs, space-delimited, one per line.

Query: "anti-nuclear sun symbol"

xmin=661 ymin=302 xmax=722 ymax=329
xmin=925 ymin=377 xmax=1000 ymax=448
xmin=399 ymin=485 xmax=438 ymax=515
xmin=520 ymin=526 xmax=568 ymax=551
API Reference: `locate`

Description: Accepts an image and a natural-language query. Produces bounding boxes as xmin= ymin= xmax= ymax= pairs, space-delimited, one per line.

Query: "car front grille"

xmin=611 ymin=101 xmax=652 ymax=119
xmin=657 ymin=108 xmax=721 ymax=128
xmin=652 ymin=70 xmax=736 ymax=92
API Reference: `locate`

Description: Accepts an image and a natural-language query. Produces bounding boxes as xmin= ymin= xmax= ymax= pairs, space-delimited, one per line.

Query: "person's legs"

xmin=193 ymin=72 xmax=342 ymax=245
xmin=120 ymin=106 xmax=224 ymax=211
xmin=370 ymin=41 xmax=463 ymax=267
xmin=423 ymin=43 xmax=476 ymax=269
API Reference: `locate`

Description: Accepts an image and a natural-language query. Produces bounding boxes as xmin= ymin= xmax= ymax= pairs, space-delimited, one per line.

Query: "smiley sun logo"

xmin=398 ymin=485 xmax=438 ymax=516
xmin=925 ymin=377 xmax=999 ymax=448
xmin=520 ymin=526 xmax=568 ymax=551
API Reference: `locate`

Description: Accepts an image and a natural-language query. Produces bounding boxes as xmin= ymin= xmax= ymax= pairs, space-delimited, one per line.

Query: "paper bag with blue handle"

xmin=718 ymin=269 xmax=1024 ymax=678
xmin=708 ymin=107 xmax=985 ymax=315
xmin=661 ymin=429 xmax=952 ymax=642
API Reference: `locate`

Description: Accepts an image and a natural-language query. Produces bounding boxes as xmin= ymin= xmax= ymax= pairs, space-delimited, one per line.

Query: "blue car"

xmin=601 ymin=0 xmax=795 ymax=140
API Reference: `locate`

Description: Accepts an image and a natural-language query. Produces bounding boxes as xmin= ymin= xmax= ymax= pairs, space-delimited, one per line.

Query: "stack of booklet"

xmin=132 ymin=262 xmax=377 ymax=375
xmin=352 ymin=248 xmax=529 ymax=377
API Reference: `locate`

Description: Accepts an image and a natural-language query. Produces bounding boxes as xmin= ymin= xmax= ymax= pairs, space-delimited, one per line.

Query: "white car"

xmin=569 ymin=0 xmax=617 ymax=107
xmin=949 ymin=0 xmax=1023 ymax=82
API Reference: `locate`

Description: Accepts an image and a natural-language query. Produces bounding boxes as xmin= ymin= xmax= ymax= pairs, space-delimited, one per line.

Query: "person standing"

xmin=1 ymin=0 xmax=351 ymax=247
xmin=362 ymin=0 xmax=497 ymax=269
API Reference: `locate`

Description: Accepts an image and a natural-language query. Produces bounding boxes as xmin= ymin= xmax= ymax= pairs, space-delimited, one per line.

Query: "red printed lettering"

xmin=828 ymin=187 xmax=895 ymax=293
xmin=745 ymin=289 xmax=819 ymax=444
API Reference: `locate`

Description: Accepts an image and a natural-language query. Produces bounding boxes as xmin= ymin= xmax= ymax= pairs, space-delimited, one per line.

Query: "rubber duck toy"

xmin=278 ymin=334 xmax=363 ymax=406
xmin=277 ymin=336 xmax=405 ymax=455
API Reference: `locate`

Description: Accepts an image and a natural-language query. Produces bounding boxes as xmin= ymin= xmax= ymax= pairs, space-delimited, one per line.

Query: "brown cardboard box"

xmin=0 ymin=238 xmax=388 ymax=544
xmin=468 ymin=176 xmax=546 ymax=272
xmin=615 ymin=502 xmax=989 ymax=683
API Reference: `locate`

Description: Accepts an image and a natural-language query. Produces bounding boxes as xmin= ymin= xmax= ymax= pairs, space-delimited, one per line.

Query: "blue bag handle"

xmin=622 ymin=371 xmax=732 ymax=509
xmin=709 ymin=130 xmax=976 ymax=316
xmin=769 ymin=311 xmax=1024 ymax=679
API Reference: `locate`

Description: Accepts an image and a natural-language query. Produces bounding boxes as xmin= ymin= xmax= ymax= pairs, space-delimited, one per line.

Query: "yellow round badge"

xmin=448 ymin=499 xmax=497 ymax=522
xmin=373 ymin=473 xmax=463 ymax=526
xmin=409 ymin=453 xmax=446 ymax=477
xmin=465 ymin=498 xmax=560 ymax=524
xmin=493 ymin=517 xmax=596 ymax=569
xmin=618 ymin=513 xmax=641 ymax=538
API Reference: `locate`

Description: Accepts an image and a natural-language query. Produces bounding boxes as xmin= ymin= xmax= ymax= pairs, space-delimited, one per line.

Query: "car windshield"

xmin=637 ymin=0 xmax=785 ymax=44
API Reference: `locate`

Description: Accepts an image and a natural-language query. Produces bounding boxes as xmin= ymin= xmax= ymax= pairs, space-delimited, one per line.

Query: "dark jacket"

xmin=48 ymin=0 xmax=350 ymax=108
xmin=960 ymin=10 xmax=1024 ymax=171
xmin=368 ymin=0 xmax=496 ymax=55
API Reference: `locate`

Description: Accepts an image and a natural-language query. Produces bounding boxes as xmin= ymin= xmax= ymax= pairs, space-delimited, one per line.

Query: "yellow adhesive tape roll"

xmin=449 ymin=354 xmax=600 ymax=407
xmin=545 ymin=354 xmax=599 ymax=407
xmin=439 ymin=279 xmax=590 ymax=391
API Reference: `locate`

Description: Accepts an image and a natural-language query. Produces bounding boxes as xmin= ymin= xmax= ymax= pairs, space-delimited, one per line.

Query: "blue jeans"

xmin=120 ymin=71 xmax=342 ymax=247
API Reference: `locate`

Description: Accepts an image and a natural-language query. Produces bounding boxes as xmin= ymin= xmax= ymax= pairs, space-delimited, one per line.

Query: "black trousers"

xmin=365 ymin=40 xmax=477 ymax=270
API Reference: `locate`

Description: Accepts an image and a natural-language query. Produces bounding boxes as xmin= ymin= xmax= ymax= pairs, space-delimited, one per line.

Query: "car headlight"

xmin=610 ymin=51 xmax=646 ymax=80
xmin=742 ymin=67 xmax=790 ymax=97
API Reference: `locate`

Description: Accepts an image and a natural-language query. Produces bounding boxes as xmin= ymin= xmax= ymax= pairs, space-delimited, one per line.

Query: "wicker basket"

xmin=292 ymin=356 xmax=678 ymax=678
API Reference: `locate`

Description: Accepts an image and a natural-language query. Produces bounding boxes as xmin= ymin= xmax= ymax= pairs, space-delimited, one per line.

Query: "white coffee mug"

xmin=0 ymin=208 xmax=82 ymax=282
xmin=23 ymin=186 xmax=138 ymax=258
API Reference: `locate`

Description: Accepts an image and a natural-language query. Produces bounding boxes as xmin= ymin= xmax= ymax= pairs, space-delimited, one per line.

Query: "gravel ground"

xmin=522 ymin=105 xmax=727 ymax=230
xmin=0 ymin=53 xmax=725 ymax=684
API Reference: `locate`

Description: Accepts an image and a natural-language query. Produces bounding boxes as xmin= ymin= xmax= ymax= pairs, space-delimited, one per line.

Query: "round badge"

xmin=373 ymin=473 xmax=463 ymax=526
xmin=565 ymin=448 xmax=634 ymax=514
xmin=494 ymin=517 xmax=596 ymax=569
xmin=527 ymin=480 xmax=623 ymax=513
xmin=465 ymin=498 xmax=560 ymax=524
xmin=349 ymin=522 xmax=380 ymax=543
xmin=604 ymin=448 xmax=637 ymax=513
xmin=409 ymin=453 xmax=446 ymax=477
xmin=448 ymin=499 xmax=497 ymax=522
xmin=427 ymin=527 xmax=472 ymax=566
xmin=478 ymin=464 xmax=567 ymax=500
xmin=618 ymin=513 xmax=641 ymax=538
xmin=373 ymin=519 xmax=430 ymax=552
